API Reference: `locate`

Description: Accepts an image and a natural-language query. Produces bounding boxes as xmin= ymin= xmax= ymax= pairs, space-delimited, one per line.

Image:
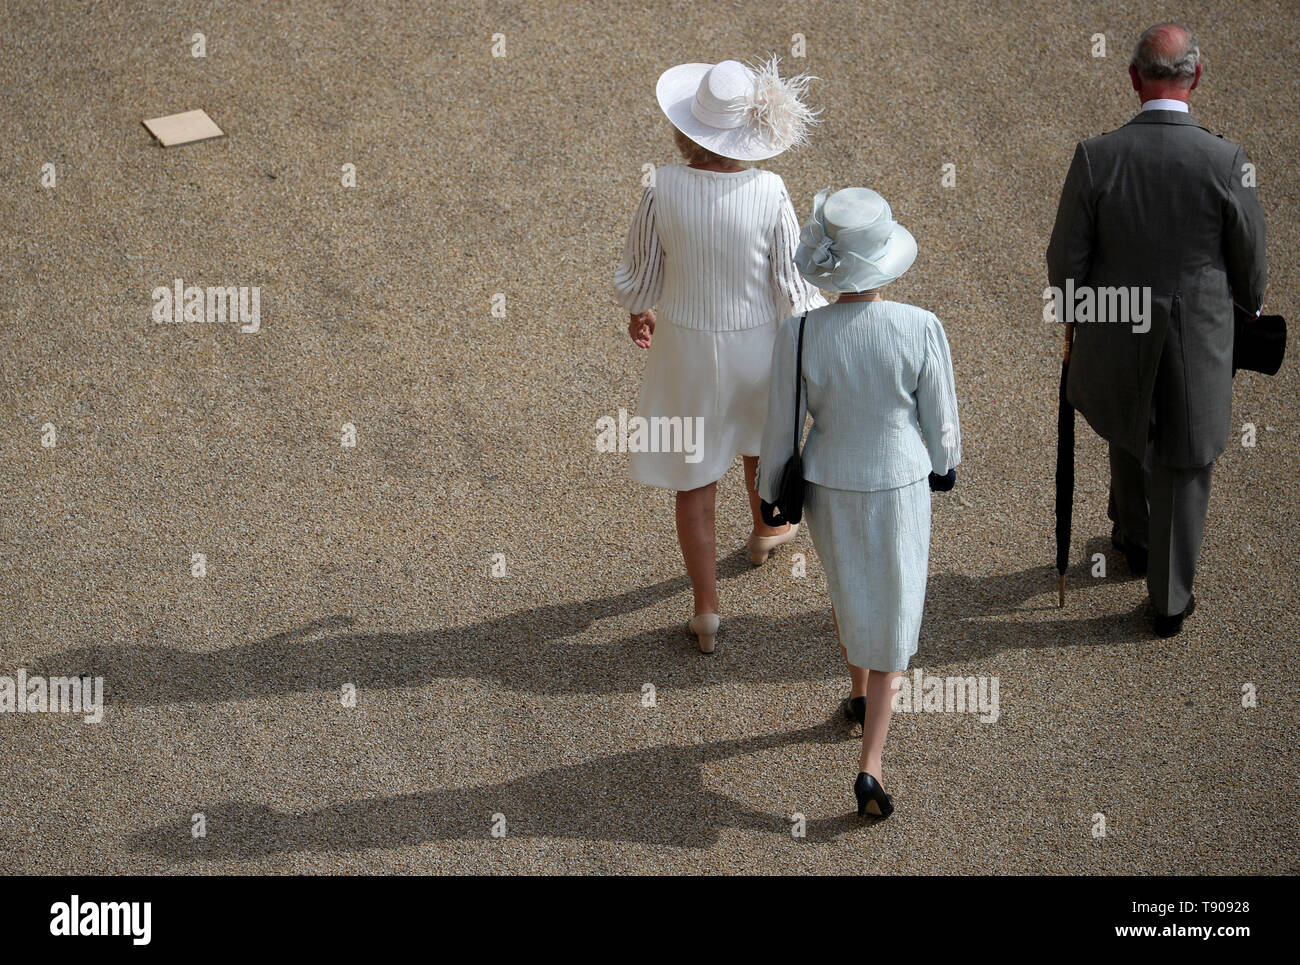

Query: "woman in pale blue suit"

xmin=759 ymin=187 xmax=961 ymax=819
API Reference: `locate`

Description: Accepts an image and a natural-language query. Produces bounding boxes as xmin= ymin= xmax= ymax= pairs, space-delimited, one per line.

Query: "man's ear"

xmin=1189 ymin=62 xmax=1202 ymax=91
xmin=1129 ymin=63 xmax=1142 ymax=93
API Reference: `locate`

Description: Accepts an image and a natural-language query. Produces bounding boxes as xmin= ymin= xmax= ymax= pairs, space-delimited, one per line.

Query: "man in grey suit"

xmin=1047 ymin=23 xmax=1267 ymax=637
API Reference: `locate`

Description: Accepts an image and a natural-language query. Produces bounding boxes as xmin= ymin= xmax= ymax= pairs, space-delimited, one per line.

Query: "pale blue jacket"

xmin=759 ymin=299 xmax=961 ymax=497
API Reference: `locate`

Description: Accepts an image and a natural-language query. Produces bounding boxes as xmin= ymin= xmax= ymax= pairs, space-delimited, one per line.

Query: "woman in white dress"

xmin=759 ymin=187 xmax=961 ymax=819
xmin=613 ymin=58 xmax=825 ymax=653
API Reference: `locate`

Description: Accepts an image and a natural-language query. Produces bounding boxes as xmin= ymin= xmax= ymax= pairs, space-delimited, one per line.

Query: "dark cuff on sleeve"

xmin=928 ymin=469 xmax=956 ymax=492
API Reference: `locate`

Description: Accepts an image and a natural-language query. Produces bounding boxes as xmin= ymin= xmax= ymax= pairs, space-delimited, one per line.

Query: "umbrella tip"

xmin=1057 ymin=573 xmax=1066 ymax=607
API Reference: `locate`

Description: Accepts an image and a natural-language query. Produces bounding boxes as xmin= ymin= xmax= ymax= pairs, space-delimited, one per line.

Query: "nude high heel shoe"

xmin=688 ymin=613 xmax=720 ymax=654
xmin=746 ymin=523 xmax=799 ymax=566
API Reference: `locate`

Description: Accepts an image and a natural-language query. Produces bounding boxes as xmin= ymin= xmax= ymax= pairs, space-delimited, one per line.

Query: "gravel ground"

xmin=1 ymin=0 xmax=1297 ymax=875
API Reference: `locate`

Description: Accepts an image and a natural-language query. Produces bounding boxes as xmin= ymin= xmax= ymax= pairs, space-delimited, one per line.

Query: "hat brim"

xmin=797 ymin=224 xmax=918 ymax=293
xmin=655 ymin=63 xmax=789 ymax=162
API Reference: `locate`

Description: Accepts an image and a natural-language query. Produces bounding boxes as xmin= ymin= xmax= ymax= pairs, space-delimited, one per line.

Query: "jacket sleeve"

xmin=758 ymin=315 xmax=806 ymax=503
xmin=1223 ymin=145 xmax=1267 ymax=314
xmin=1046 ymin=143 xmax=1095 ymax=299
xmin=611 ymin=186 xmax=664 ymax=314
xmin=916 ymin=314 xmax=961 ymax=475
xmin=770 ymin=188 xmax=828 ymax=315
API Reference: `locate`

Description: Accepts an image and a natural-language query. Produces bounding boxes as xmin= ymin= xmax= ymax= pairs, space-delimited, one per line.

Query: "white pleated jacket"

xmin=611 ymin=165 xmax=826 ymax=329
xmin=759 ymin=300 xmax=962 ymax=496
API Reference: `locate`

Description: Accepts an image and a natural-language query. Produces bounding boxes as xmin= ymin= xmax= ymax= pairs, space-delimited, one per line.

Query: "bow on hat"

xmin=800 ymin=189 xmax=841 ymax=272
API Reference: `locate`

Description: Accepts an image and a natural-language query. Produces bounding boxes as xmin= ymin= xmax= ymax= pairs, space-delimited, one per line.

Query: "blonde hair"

xmin=673 ymin=127 xmax=744 ymax=168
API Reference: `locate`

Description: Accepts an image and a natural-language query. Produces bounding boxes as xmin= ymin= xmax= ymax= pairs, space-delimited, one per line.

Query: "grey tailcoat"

xmin=1046 ymin=110 xmax=1267 ymax=467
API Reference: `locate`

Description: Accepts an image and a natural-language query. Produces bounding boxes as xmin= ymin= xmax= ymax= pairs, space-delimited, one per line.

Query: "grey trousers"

xmin=1107 ymin=444 xmax=1213 ymax=616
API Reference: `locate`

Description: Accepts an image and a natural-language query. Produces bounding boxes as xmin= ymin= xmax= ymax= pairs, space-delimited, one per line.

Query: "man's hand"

xmin=628 ymin=310 xmax=656 ymax=348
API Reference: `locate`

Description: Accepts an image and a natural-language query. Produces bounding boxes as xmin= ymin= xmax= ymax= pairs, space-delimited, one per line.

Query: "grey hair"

xmin=1130 ymin=23 xmax=1201 ymax=81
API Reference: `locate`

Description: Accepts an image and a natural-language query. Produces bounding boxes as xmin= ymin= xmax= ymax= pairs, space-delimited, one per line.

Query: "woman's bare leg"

xmin=860 ymin=670 xmax=901 ymax=780
xmin=676 ymin=483 xmax=719 ymax=615
xmin=742 ymin=455 xmax=789 ymax=538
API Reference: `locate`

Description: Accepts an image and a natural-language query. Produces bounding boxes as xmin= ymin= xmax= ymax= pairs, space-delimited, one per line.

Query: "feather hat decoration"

xmin=743 ymin=55 xmax=820 ymax=151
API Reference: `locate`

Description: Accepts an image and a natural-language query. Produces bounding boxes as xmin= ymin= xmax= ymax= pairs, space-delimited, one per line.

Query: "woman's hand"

xmin=628 ymin=310 xmax=656 ymax=348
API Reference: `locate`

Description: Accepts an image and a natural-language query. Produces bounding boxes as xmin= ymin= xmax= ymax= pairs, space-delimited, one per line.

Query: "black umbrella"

xmin=1055 ymin=323 xmax=1076 ymax=607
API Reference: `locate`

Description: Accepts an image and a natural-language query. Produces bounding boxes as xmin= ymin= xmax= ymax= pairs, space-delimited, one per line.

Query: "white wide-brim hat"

xmin=794 ymin=187 xmax=917 ymax=292
xmin=656 ymin=57 xmax=817 ymax=162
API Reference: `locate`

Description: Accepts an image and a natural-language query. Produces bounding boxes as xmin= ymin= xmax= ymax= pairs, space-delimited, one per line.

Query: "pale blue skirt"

xmin=804 ymin=478 xmax=931 ymax=672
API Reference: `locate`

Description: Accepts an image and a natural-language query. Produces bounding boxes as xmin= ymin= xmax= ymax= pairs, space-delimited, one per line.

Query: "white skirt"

xmin=804 ymin=479 xmax=931 ymax=673
xmin=629 ymin=317 xmax=778 ymax=491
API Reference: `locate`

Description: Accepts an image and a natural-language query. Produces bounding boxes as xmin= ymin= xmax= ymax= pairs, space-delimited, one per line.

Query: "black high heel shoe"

xmin=839 ymin=696 xmax=866 ymax=728
xmin=853 ymin=772 xmax=894 ymax=819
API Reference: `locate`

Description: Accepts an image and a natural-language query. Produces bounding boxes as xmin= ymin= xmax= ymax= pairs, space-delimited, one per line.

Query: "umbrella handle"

xmin=1058 ymin=324 xmax=1076 ymax=610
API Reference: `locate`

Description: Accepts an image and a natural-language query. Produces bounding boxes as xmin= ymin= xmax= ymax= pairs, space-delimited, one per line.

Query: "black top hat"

xmin=1234 ymin=307 xmax=1287 ymax=376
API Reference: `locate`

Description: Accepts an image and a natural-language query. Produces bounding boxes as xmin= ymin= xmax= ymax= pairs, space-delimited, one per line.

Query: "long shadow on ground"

xmin=41 ymin=549 xmax=1152 ymax=705
xmin=117 ymin=549 xmax=1152 ymax=861
xmin=127 ymin=719 xmax=881 ymax=860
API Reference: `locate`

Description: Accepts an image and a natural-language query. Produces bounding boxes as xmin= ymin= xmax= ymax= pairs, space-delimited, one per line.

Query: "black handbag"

xmin=760 ymin=313 xmax=807 ymax=527
xmin=1233 ymin=305 xmax=1287 ymax=376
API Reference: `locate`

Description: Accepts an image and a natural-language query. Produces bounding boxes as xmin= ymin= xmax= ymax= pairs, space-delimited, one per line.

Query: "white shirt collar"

xmin=1140 ymin=98 xmax=1190 ymax=113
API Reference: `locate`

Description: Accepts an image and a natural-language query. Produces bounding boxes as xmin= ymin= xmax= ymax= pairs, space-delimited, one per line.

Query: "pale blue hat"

xmin=795 ymin=188 xmax=917 ymax=292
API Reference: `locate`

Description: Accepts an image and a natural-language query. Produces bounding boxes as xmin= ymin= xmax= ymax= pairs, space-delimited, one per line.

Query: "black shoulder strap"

xmin=793 ymin=314 xmax=807 ymax=449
